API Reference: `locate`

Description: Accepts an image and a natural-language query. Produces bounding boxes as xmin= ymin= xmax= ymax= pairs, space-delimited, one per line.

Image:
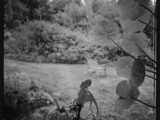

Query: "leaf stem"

xmin=145 ymin=74 xmax=156 ymax=80
xmin=107 ymin=36 xmax=136 ymax=60
xmin=138 ymin=3 xmax=155 ymax=16
xmin=138 ymin=20 xmax=156 ymax=31
xmin=107 ymin=35 xmax=157 ymax=70
xmin=144 ymin=63 xmax=156 ymax=70
xmin=145 ymin=69 xmax=156 ymax=74
xmin=131 ymin=97 xmax=156 ymax=109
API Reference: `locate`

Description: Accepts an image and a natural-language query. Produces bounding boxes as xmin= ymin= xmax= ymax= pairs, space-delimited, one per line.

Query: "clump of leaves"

xmin=117 ymin=0 xmax=150 ymax=21
xmin=4 ymin=65 xmax=55 ymax=120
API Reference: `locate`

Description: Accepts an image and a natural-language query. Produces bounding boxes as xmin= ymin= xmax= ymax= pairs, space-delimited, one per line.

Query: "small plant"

xmin=4 ymin=64 xmax=55 ymax=120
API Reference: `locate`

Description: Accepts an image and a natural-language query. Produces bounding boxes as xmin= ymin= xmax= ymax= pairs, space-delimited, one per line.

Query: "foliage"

xmin=91 ymin=0 xmax=104 ymax=14
xmin=4 ymin=0 xmax=29 ymax=28
xmin=4 ymin=64 xmax=55 ymax=120
xmin=98 ymin=0 xmax=120 ymax=21
xmin=129 ymin=58 xmax=146 ymax=88
xmin=53 ymin=12 xmax=73 ymax=27
xmin=121 ymin=32 xmax=148 ymax=56
xmin=5 ymin=18 xmax=124 ymax=64
xmin=4 ymin=0 xmax=124 ymax=65
xmin=94 ymin=19 xmax=119 ymax=37
xmin=116 ymin=80 xmax=132 ymax=99
xmin=64 ymin=3 xmax=88 ymax=24
xmin=51 ymin=0 xmax=72 ymax=14
xmin=4 ymin=0 xmax=157 ymax=119
xmin=115 ymin=88 xmax=140 ymax=112
xmin=117 ymin=0 xmax=150 ymax=20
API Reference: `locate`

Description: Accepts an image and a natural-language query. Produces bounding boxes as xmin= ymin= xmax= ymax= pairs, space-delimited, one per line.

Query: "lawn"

xmin=4 ymin=58 xmax=156 ymax=120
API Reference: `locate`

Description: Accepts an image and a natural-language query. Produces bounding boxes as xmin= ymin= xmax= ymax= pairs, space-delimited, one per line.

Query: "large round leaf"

xmin=94 ymin=19 xmax=119 ymax=37
xmin=145 ymin=48 xmax=155 ymax=60
xmin=130 ymin=58 xmax=145 ymax=88
xmin=120 ymin=11 xmax=150 ymax=33
xmin=120 ymin=19 xmax=140 ymax=33
xmin=121 ymin=32 xmax=148 ymax=57
xmin=136 ymin=10 xmax=151 ymax=32
xmin=131 ymin=88 xmax=140 ymax=98
xmin=115 ymin=88 xmax=140 ymax=112
xmin=116 ymin=80 xmax=132 ymax=98
xmin=115 ymin=97 xmax=135 ymax=112
xmin=116 ymin=56 xmax=134 ymax=78
xmin=117 ymin=0 xmax=150 ymax=21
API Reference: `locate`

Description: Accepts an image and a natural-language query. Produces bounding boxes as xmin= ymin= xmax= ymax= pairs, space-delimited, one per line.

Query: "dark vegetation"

xmin=4 ymin=0 xmax=127 ymax=64
xmin=4 ymin=63 xmax=55 ymax=120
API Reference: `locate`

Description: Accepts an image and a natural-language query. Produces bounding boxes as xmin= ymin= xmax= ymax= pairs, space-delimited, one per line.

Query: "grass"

xmin=4 ymin=58 xmax=156 ymax=120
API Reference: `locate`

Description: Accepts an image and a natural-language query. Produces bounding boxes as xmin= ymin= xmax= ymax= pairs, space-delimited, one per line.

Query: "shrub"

xmin=5 ymin=19 xmax=124 ymax=64
xmin=51 ymin=0 xmax=71 ymax=14
xmin=4 ymin=64 xmax=55 ymax=120
xmin=53 ymin=12 xmax=73 ymax=27
xmin=91 ymin=0 xmax=104 ymax=14
xmin=6 ymin=21 xmax=55 ymax=55
xmin=64 ymin=3 xmax=88 ymax=24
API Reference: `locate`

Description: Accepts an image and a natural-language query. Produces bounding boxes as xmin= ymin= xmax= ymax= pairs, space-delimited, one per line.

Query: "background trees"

xmin=4 ymin=0 xmax=125 ymax=64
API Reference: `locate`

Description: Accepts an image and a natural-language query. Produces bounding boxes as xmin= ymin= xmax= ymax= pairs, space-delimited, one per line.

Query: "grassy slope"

xmin=4 ymin=58 xmax=156 ymax=120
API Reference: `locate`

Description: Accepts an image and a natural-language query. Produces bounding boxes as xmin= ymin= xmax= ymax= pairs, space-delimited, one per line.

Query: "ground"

xmin=4 ymin=58 xmax=156 ymax=120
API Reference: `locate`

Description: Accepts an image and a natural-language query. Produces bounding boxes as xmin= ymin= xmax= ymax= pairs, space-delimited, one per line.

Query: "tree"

xmin=4 ymin=0 xmax=29 ymax=28
xmin=94 ymin=0 xmax=156 ymax=113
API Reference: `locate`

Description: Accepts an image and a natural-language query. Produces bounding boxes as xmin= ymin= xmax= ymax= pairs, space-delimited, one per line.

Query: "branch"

xmin=107 ymin=36 xmax=136 ymax=60
xmin=105 ymin=35 xmax=157 ymax=70
xmin=138 ymin=3 xmax=155 ymax=16
xmin=131 ymin=97 xmax=156 ymax=109
xmin=145 ymin=69 xmax=156 ymax=74
xmin=144 ymin=63 xmax=156 ymax=70
xmin=145 ymin=74 xmax=156 ymax=80
xmin=138 ymin=20 xmax=156 ymax=31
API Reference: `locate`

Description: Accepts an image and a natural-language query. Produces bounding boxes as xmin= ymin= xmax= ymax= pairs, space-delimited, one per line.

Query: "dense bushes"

xmin=4 ymin=64 xmax=55 ymax=120
xmin=4 ymin=0 xmax=125 ymax=64
xmin=4 ymin=20 xmax=124 ymax=64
